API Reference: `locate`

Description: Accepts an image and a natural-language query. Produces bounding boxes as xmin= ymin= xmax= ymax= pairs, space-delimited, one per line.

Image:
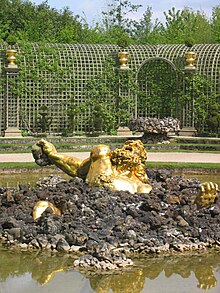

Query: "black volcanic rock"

xmin=0 ymin=171 xmax=220 ymax=269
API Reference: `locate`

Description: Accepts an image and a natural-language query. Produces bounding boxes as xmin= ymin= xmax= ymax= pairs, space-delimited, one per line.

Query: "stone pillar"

xmin=116 ymin=64 xmax=133 ymax=136
xmin=4 ymin=49 xmax=22 ymax=137
xmin=179 ymin=49 xmax=197 ymax=136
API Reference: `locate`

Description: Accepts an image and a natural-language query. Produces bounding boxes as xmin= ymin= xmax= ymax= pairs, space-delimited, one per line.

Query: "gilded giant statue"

xmin=32 ymin=139 xmax=152 ymax=194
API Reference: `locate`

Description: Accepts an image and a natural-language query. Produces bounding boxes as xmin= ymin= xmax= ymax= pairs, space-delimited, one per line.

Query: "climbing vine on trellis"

xmin=13 ymin=42 xmax=75 ymax=134
xmin=81 ymin=55 xmax=137 ymax=134
xmin=179 ymin=73 xmax=217 ymax=134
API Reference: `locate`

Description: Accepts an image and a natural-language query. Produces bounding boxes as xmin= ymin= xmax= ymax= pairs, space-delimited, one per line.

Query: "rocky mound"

xmin=0 ymin=170 xmax=220 ymax=270
xmin=128 ymin=117 xmax=180 ymax=143
xmin=129 ymin=117 xmax=180 ymax=134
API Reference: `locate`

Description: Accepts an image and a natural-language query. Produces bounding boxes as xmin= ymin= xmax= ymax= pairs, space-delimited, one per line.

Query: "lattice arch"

xmin=136 ymin=57 xmax=179 ymax=118
xmin=0 ymin=43 xmax=219 ymax=136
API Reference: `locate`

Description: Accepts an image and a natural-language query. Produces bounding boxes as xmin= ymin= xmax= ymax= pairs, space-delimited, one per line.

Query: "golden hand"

xmin=196 ymin=182 xmax=219 ymax=208
xmin=36 ymin=138 xmax=57 ymax=155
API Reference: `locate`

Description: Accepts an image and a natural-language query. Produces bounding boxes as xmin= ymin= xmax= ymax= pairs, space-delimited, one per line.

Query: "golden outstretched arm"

xmin=32 ymin=139 xmax=91 ymax=179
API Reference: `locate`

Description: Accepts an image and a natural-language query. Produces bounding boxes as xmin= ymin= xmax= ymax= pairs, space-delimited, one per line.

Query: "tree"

xmin=0 ymin=20 xmax=10 ymax=42
xmin=0 ymin=0 xmax=217 ymax=45
xmin=102 ymin=0 xmax=142 ymax=32
xmin=162 ymin=7 xmax=213 ymax=44
xmin=132 ymin=7 xmax=164 ymax=44
xmin=0 ymin=0 xmax=83 ymax=43
xmin=21 ymin=2 xmax=83 ymax=43
xmin=192 ymin=11 xmax=213 ymax=44
xmin=100 ymin=0 xmax=143 ymax=45
xmin=0 ymin=0 xmax=27 ymax=41
xmin=211 ymin=6 xmax=220 ymax=43
xmin=56 ymin=7 xmax=83 ymax=43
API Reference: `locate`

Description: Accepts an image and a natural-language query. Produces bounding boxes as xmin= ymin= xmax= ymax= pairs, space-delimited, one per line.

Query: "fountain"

xmin=0 ymin=139 xmax=219 ymax=271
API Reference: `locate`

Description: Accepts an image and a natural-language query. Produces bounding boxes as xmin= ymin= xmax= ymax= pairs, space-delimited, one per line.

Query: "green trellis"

xmin=136 ymin=57 xmax=180 ymax=118
xmin=0 ymin=43 xmax=219 ymax=136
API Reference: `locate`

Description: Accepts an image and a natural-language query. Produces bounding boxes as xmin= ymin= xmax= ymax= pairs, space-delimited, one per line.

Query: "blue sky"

xmin=30 ymin=0 xmax=220 ymax=24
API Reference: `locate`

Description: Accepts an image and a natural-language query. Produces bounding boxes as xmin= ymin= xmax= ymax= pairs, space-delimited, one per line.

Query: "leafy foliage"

xmin=179 ymin=73 xmax=218 ymax=133
xmin=137 ymin=59 xmax=179 ymax=118
xmin=12 ymin=42 xmax=75 ymax=133
xmin=206 ymin=103 xmax=220 ymax=135
xmin=0 ymin=0 xmax=219 ymax=44
xmin=162 ymin=7 xmax=213 ymax=44
xmin=212 ymin=6 xmax=220 ymax=43
xmin=0 ymin=0 xmax=83 ymax=43
xmin=82 ymin=56 xmax=136 ymax=134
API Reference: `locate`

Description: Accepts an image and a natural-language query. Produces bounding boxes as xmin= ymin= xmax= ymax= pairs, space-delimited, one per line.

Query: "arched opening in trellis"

xmin=135 ymin=58 xmax=180 ymax=119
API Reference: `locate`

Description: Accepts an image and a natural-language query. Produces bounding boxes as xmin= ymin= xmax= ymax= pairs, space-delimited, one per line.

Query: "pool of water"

xmin=0 ymin=246 xmax=220 ymax=293
xmin=0 ymin=171 xmax=220 ymax=188
xmin=176 ymin=172 xmax=220 ymax=186
xmin=0 ymin=172 xmax=70 ymax=188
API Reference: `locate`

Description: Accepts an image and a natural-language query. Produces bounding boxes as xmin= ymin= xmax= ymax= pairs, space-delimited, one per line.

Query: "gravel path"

xmin=0 ymin=151 xmax=220 ymax=163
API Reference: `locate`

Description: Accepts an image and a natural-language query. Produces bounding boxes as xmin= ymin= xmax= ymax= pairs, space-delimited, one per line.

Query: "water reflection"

xmin=89 ymin=252 xmax=220 ymax=292
xmin=0 ymin=246 xmax=220 ymax=293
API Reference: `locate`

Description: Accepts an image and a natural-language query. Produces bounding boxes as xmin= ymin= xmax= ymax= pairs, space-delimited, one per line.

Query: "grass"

xmin=0 ymin=141 xmax=220 ymax=154
xmin=147 ymin=149 xmax=220 ymax=153
xmin=147 ymin=162 xmax=220 ymax=169
xmin=0 ymin=161 xmax=220 ymax=170
xmin=0 ymin=162 xmax=40 ymax=168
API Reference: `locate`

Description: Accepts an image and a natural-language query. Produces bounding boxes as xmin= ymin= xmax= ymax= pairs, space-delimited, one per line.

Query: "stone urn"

xmin=6 ymin=49 xmax=17 ymax=68
xmin=185 ymin=51 xmax=196 ymax=70
xmin=118 ymin=51 xmax=129 ymax=70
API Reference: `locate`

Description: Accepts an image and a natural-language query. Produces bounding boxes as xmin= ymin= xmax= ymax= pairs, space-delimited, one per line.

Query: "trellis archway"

xmin=135 ymin=57 xmax=180 ymax=119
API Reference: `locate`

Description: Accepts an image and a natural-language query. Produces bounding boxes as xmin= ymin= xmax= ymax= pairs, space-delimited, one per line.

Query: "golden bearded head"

xmin=111 ymin=140 xmax=147 ymax=166
xmin=111 ymin=140 xmax=149 ymax=184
